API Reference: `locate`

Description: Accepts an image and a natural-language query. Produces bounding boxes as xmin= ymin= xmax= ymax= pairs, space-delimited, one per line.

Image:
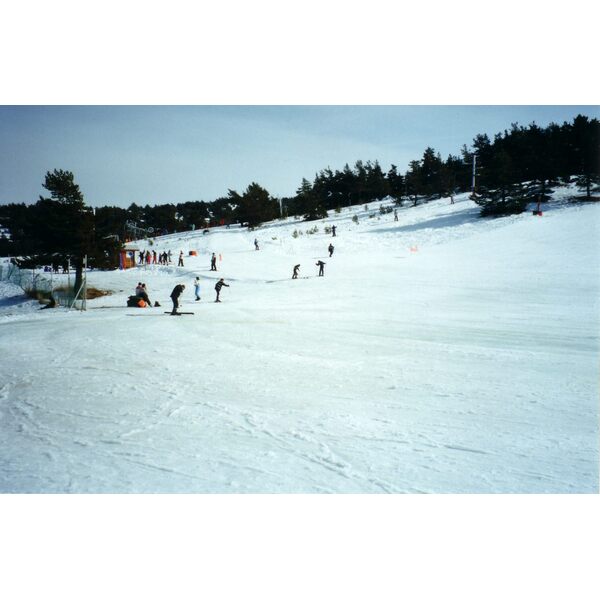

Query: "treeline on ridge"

xmin=0 ymin=114 xmax=598 ymax=270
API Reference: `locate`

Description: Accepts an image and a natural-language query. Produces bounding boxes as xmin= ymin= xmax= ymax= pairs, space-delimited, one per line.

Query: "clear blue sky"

xmin=0 ymin=105 xmax=597 ymax=208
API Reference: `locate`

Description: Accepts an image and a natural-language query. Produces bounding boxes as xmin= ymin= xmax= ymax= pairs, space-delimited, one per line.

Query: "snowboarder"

xmin=328 ymin=243 xmax=334 ymax=257
xmin=210 ymin=253 xmax=217 ymax=271
xmin=170 ymin=283 xmax=185 ymax=315
xmin=316 ymin=260 xmax=325 ymax=276
xmin=194 ymin=276 xmax=201 ymax=301
xmin=178 ymin=251 xmax=184 ymax=267
xmin=292 ymin=264 xmax=300 ymax=279
xmin=331 ymin=225 xmax=336 ymax=237
xmin=254 ymin=238 xmax=259 ymax=251
xmin=214 ymin=278 xmax=229 ymax=302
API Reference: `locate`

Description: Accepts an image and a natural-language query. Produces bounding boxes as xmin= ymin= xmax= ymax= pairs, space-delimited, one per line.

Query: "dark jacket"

xmin=215 ymin=280 xmax=229 ymax=292
xmin=170 ymin=284 xmax=185 ymax=299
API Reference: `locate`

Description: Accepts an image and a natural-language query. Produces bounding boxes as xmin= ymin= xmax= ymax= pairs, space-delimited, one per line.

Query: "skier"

xmin=170 ymin=283 xmax=185 ymax=315
xmin=254 ymin=238 xmax=259 ymax=251
xmin=210 ymin=253 xmax=217 ymax=271
xmin=167 ymin=250 xmax=172 ymax=264
xmin=331 ymin=225 xmax=336 ymax=237
xmin=292 ymin=264 xmax=300 ymax=279
xmin=328 ymin=243 xmax=334 ymax=257
xmin=194 ymin=276 xmax=201 ymax=301
xmin=316 ymin=260 xmax=326 ymax=276
xmin=214 ymin=278 xmax=229 ymax=302
xmin=178 ymin=251 xmax=184 ymax=267
xmin=394 ymin=209 xmax=398 ymax=221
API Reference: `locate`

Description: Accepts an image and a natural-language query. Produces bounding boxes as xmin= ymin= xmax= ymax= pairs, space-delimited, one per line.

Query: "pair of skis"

xmin=126 ymin=311 xmax=195 ymax=317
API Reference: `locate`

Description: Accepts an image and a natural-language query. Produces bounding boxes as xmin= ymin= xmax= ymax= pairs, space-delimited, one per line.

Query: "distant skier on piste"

xmin=328 ymin=243 xmax=334 ymax=257
xmin=210 ymin=253 xmax=217 ymax=271
xmin=254 ymin=238 xmax=259 ymax=250
xmin=194 ymin=276 xmax=201 ymax=301
xmin=215 ymin=278 xmax=229 ymax=302
xmin=292 ymin=264 xmax=300 ymax=279
xmin=331 ymin=225 xmax=336 ymax=237
xmin=178 ymin=251 xmax=184 ymax=267
xmin=316 ymin=260 xmax=325 ymax=276
xmin=170 ymin=283 xmax=185 ymax=315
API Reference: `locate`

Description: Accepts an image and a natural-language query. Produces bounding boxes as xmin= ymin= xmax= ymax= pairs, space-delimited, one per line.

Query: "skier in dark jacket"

xmin=292 ymin=264 xmax=300 ymax=279
xmin=316 ymin=260 xmax=326 ymax=276
xmin=210 ymin=253 xmax=217 ymax=271
xmin=328 ymin=243 xmax=334 ymax=257
xmin=214 ymin=278 xmax=229 ymax=302
xmin=170 ymin=284 xmax=185 ymax=314
xmin=331 ymin=225 xmax=336 ymax=237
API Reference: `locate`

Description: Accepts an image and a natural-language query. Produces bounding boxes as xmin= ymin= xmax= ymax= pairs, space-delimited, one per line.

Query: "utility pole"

xmin=82 ymin=255 xmax=87 ymax=311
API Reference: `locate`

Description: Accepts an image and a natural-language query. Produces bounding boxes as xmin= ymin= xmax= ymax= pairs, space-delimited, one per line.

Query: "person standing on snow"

xmin=254 ymin=238 xmax=259 ymax=250
xmin=170 ymin=283 xmax=185 ymax=315
xmin=214 ymin=278 xmax=229 ymax=302
xmin=316 ymin=260 xmax=326 ymax=276
xmin=178 ymin=251 xmax=184 ymax=267
xmin=194 ymin=276 xmax=201 ymax=301
xmin=292 ymin=264 xmax=300 ymax=279
xmin=331 ymin=225 xmax=336 ymax=237
xmin=210 ymin=253 xmax=217 ymax=271
xmin=328 ymin=243 xmax=334 ymax=257
xmin=394 ymin=209 xmax=398 ymax=221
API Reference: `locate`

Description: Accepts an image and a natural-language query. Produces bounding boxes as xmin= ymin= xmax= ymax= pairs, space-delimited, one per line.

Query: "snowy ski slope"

xmin=0 ymin=190 xmax=598 ymax=492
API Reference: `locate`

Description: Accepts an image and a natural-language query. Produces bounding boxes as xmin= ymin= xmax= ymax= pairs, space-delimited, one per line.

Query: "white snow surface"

xmin=1 ymin=191 xmax=598 ymax=493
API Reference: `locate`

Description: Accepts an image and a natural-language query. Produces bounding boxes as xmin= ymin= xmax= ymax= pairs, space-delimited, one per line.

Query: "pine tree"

xmin=231 ymin=183 xmax=279 ymax=227
xmin=386 ymin=164 xmax=405 ymax=201
xmin=474 ymin=150 xmax=527 ymax=216
xmin=295 ymin=178 xmax=327 ymax=221
xmin=32 ymin=170 xmax=94 ymax=292
xmin=405 ymin=161 xmax=423 ymax=205
xmin=572 ymin=115 xmax=600 ymax=199
xmin=420 ymin=147 xmax=444 ymax=198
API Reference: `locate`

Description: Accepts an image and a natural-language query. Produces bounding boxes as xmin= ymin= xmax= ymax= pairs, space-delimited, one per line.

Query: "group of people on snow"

xmin=138 ymin=250 xmax=172 ymax=265
xmin=168 ymin=277 xmax=230 ymax=314
xmin=130 ymin=225 xmax=341 ymax=315
xmin=127 ymin=282 xmax=159 ymax=308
